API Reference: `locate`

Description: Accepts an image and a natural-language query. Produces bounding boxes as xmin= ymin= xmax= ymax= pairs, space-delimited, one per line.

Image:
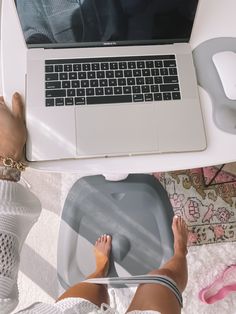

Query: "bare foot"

xmin=94 ymin=234 xmax=112 ymax=277
xmin=172 ymin=216 xmax=188 ymax=256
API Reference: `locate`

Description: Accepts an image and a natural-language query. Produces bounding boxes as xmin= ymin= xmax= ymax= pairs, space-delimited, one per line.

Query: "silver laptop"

xmin=14 ymin=0 xmax=206 ymax=161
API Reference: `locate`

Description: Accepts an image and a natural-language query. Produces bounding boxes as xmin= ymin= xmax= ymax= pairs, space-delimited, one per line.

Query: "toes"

xmin=95 ymin=233 xmax=111 ymax=246
xmin=173 ymin=215 xmax=188 ymax=231
xmin=102 ymin=234 xmax=107 ymax=242
xmin=106 ymin=235 xmax=112 ymax=245
xmin=97 ymin=236 xmax=102 ymax=243
xmin=96 ymin=234 xmax=110 ymax=245
xmin=173 ymin=215 xmax=180 ymax=226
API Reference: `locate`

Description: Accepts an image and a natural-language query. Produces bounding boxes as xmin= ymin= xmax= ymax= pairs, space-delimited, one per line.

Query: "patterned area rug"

xmin=154 ymin=162 xmax=236 ymax=246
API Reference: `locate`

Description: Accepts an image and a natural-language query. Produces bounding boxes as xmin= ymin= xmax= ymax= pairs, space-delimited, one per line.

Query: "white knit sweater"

xmin=0 ymin=180 xmax=41 ymax=313
xmin=0 ymin=180 xmax=160 ymax=314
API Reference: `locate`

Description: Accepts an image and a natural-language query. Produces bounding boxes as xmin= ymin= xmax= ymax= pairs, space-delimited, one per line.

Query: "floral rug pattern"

xmin=154 ymin=164 xmax=236 ymax=246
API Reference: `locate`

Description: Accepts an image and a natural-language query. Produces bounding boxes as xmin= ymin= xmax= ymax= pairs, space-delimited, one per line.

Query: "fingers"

xmin=12 ymin=92 xmax=25 ymax=120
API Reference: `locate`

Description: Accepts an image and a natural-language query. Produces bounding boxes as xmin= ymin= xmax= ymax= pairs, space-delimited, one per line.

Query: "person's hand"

xmin=0 ymin=93 xmax=27 ymax=161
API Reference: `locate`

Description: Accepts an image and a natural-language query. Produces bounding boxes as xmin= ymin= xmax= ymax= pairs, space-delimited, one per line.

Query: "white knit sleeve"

xmin=0 ymin=180 xmax=42 ymax=314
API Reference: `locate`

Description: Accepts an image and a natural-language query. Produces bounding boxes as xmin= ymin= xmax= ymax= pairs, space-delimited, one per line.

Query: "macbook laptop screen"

xmin=15 ymin=0 xmax=198 ymax=48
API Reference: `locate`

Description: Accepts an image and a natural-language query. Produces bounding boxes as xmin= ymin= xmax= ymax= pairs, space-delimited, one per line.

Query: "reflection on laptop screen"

xmin=15 ymin=0 xmax=198 ymax=47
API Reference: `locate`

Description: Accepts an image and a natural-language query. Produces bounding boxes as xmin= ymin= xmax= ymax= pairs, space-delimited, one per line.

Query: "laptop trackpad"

xmin=75 ymin=103 xmax=158 ymax=157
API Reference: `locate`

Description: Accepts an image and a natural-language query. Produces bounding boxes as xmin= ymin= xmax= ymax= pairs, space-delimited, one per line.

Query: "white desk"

xmin=1 ymin=0 xmax=236 ymax=174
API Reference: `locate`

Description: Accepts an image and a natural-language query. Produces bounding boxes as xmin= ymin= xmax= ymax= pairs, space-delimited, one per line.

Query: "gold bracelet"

xmin=0 ymin=157 xmax=27 ymax=171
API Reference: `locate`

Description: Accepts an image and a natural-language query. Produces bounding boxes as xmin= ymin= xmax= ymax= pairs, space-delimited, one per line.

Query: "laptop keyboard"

xmin=45 ymin=55 xmax=181 ymax=107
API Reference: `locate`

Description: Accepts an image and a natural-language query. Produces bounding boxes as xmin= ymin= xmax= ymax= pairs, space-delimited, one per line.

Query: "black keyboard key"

xmin=114 ymin=87 xmax=122 ymax=94
xmin=67 ymin=89 xmax=76 ymax=97
xmin=90 ymin=80 xmax=99 ymax=87
xmin=45 ymin=65 xmax=54 ymax=73
xmin=136 ymin=77 xmax=145 ymax=85
xmin=110 ymin=62 xmax=118 ymax=70
xmin=55 ymin=98 xmax=64 ymax=106
xmin=72 ymin=81 xmax=80 ymax=88
xmin=105 ymin=87 xmax=113 ymax=95
xmin=46 ymin=89 xmax=66 ymax=98
xmin=75 ymin=97 xmax=86 ymax=105
xmin=123 ymin=86 xmax=131 ymax=94
xmin=160 ymin=68 xmax=168 ymax=76
xmin=64 ymin=64 xmax=72 ymax=72
xmin=97 ymin=71 xmax=105 ymax=79
xmin=69 ymin=72 xmax=77 ymax=80
xmin=172 ymin=92 xmax=181 ymax=100
xmin=62 ymin=81 xmax=71 ymax=88
xmin=145 ymin=77 xmax=154 ymax=85
xmin=154 ymin=77 xmax=163 ymax=84
xmin=88 ymin=72 xmax=96 ymax=79
xmin=119 ymin=62 xmax=127 ymax=69
xmin=145 ymin=93 xmax=153 ymax=101
xmin=163 ymin=92 xmax=172 ymax=100
xmin=106 ymin=71 xmax=114 ymax=78
xmin=169 ymin=68 xmax=178 ymax=75
xmin=142 ymin=69 xmax=151 ymax=76
xmin=95 ymin=88 xmax=104 ymax=96
xmin=151 ymin=69 xmax=160 ymax=76
xmin=127 ymin=78 xmax=135 ymax=85
xmin=77 ymin=88 xmax=85 ymax=96
xmin=128 ymin=61 xmax=136 ymax=69
xmin=141 ymin=85 xmax=150 ymax=93
xmin=115 ymin=70 xmax=123 ymax=78
xmin=151 ymin=85 xmax=159 ymax=93
xmin=92 ymin=63 xmax=100 ymax=71
xmin=109 ymin=79 xmax=117 ymax=86
xmin=73 ymin=64 xmax=81 ymax=71
xmin=65 ymin=98 xmax=74 ymax=106
xmin=55 ymin=65 xmax=63 ymax=72
xmin=100 ymin=79 xmax=108 ymax=87
xmin=133 ymin=94 xmax=144 ymax=102
xmin=146 ymin=61 xmax=154 ymax=68
xmin=118 ymin=78 xmax=126 ymax=86
xmin=155 ymin=61 xmax=163 ymax=68
xmin=133 ymin=69 xmax=142 ymax=77
xmin=78 ymin=72 xmax=86 ymax=79
xmin=154 ymin=93 xmax=162 ymax=101
xmin=46 ymin=81 xmax=61 ymax=89
xmin=86 ymin=88 xmax=95 ymax=96
xmin=46 ymin=98 xmax=55 ymax=106
xmin=60 ymin=73 xmax=68 ymax=80
xmin=163 ymin=76 xmax=179 ymax=84
xmin=83 ymin=63 xmax=91 ymax=71
xmin=81 ymin=80 xmax=89 ymax=88
xmin=137 ymin=61 xmax=145 ymax=68
xmin=87 ymin=95 xmax=132 ymax=105
xmin=101 ymin=63 xmax=109 ymax=70
xmin=124 ymin=70 xmax=132 ymax=77
xmin=46 ymin=73 xmax=58 ymax=81
xmin=132 ymin=86 xmax=141 ymax=94
xmin=164 ymin=60 xmax=176 ymax=67
xmin=160 ymin=84 xmax=180 ymax=92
